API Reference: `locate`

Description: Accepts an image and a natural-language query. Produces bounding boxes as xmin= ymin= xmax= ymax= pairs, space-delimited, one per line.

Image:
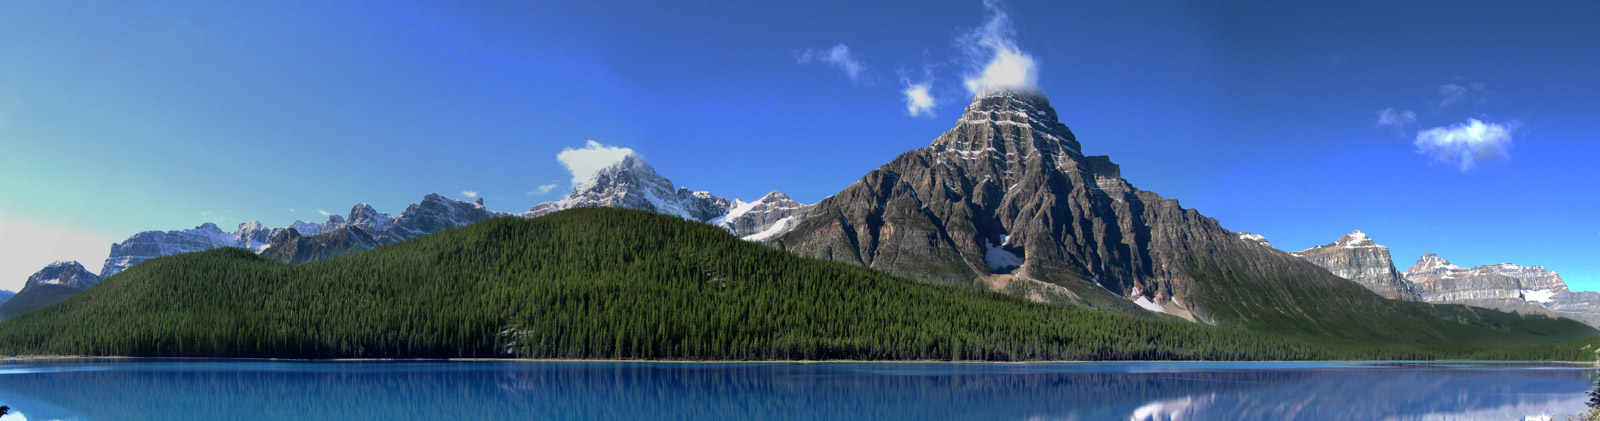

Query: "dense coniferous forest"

xmin=0 ymin=208 xmax=1594 ymax=361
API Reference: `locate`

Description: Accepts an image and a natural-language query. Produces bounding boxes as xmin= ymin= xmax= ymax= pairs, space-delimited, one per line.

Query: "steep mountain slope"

xmin=0 ymin=208 xmax=1591 ymax=360
xmin=1289 ymin=231 xmax=1418 ymax=301
xmin=771 ymin=88 xmax=1580 ymax=342
xmin=0 ymin=262 xmax=101 ymax=319
xmin=1404 ymin=254 xmax=1600 ymax=327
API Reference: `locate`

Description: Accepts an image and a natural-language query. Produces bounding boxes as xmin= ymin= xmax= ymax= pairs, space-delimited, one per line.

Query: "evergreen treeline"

xmin=0 ymin=208 xmax=1594 ymax=361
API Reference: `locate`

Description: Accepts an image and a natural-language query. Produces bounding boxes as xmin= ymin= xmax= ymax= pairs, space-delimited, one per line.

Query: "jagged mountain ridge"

xmin=525 ymin=153 xmax=814 ymax=241
xmin=0 ymin=261 xmax=102 ymax=319
xmin=1402 ymin=253 xmax=1600 ymax=327
xmin=767 ymin=88 xmax=1562 ymax=342
xmin=1289 ymin=230 xmax=1419 ymax=301
xmin=261 ymin=194 xmax=502 ymax=263
xmin=100 ymin=215 xmax=348 ymax=278
xmin=1284 ymin=228 xmax=1600 ymax=329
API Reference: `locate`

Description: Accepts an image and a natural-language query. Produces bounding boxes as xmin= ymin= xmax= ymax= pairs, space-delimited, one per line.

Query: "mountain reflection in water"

xmin=0 ymin=360 xmax=1591 ymax=420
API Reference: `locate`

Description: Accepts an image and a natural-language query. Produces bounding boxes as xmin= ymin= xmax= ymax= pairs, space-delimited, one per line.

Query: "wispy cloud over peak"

xmin=795 ymin=44 xmax=866 ymax=81
xmin=1414 ymin=118 xmax=1516 ymax=171
xmin=557 ymin=140 xmax=635 ymax=186
xmin=960 ymin=0 xmax=1038 ymax=95
xmin=461 ymin=190 xmax=478 ymax=198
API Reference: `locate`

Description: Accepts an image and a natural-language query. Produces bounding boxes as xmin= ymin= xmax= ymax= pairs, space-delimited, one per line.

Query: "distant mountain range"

xmin=2 ymin=157 xmax=814 ymax=320
xmin=5 ymin=87 xmax=1595 ymax=346
xmin=1262 ymin=230 xmax=1600 ymax=328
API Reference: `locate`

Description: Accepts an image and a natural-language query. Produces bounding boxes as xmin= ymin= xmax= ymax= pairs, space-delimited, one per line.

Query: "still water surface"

xmin=0 ymin=360 xmax=1591 ymax=420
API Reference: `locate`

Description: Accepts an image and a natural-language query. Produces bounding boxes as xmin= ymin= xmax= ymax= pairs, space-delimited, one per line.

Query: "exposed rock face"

xmin=1290 ymin=230 xmax=1418 ymax=301
xmin=773 ymin=88 xmax=1398 ymax=326
xmin=0 ymin=261 xmax=102 ymax=319
xmin=527 ymin=154 xmax=814 ymax=240
xmin=1237 ymin=232 xmax=1272 ymax=248
xmin=261 ymin=194 xmax=502 ymax=263
xmin=526 ymin=154 xmax=732 ymax=222
xmin=714 ymin=191 xmax=816 ymax=241
xmin=1405 ymin=254 xmax=1534 ymax=302
xmin=1403 ymin=254 xmax=1599 ymax=327
xmin=101 ymin=223 xmax=240 ymax=277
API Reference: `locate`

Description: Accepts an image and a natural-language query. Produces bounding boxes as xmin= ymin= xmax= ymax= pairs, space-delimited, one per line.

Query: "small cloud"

xmin=201 ymin=211 xmax=212 ymax=217
xmin=529 ymin=183 xmax=560 ymax=195
xmin=1414 ymin=118 xmax=1516 ymax=171
xmin=462 ymin=190 xmax=478 ymax=198
xmin=289 ymin=208 xmax=296 ymax=213
xmin=795 ymin=44 xmax=866 ymax=81
xmin=317 ymin=209 xmax=333 ymax=217
xmin=1376 ymin=108 xmax=1417 ymax=131
xmin=959 ymin=0 xmax=1038 ymax=95
xmin=557 ymin=140 xmax=635 ymax=186
xmin=1432 ymin=80 xmax=1490 ymax=111
xmin=1434 ymin=84 xmax=1469 ymax=109
xmin=902 ymin=82 xmax=936 ymax=117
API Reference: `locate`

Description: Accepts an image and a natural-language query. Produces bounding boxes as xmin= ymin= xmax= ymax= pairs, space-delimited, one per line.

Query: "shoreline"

xmin=4 ymin=355 xmax=1594 ymax=365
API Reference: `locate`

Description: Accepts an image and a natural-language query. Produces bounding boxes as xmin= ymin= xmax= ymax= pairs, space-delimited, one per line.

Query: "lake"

xmin=0 ymin=360 xmax=1591 ymax=420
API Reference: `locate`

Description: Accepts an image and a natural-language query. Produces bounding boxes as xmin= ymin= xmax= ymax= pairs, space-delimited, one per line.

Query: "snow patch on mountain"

xmin=984 ymin=236 xmax=1023 ymax=271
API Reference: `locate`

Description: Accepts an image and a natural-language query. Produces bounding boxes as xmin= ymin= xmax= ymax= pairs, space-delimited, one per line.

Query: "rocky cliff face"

xmin=0 ymin=261 xmax=102 ymax=319
xmin=1289 ymin=231 xmax=1418 ymax=301
xmin=1402 ymin=254 xmax=1598 ymax=327
xmin=772 ymin=88 xmax=1409 ymax=330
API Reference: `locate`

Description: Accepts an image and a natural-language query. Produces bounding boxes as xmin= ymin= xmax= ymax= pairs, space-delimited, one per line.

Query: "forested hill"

xmin=0 ymin=208 xmax=1593 ymax=361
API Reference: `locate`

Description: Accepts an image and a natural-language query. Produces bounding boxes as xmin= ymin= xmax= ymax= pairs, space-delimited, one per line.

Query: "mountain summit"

xmin=1290 ymin=230 xmax=1419 ymax=301
xmin=771 ymin=89 xmax=1517 ymax=340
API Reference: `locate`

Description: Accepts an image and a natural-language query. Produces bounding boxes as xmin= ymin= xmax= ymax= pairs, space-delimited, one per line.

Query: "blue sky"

xmin=0 ymin=1 xmax=1596 ymax=292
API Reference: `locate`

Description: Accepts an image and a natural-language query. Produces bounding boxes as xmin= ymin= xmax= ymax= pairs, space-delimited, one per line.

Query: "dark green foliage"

xmin=0 ymin=208 xmax=1593 ymax=361
xmin=0 ymin=284 xmax=87 ymax=320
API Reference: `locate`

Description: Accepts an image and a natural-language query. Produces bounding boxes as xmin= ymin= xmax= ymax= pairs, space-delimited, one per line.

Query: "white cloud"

xmin=1414 ymin=118 xmax=1516 ymax=171
xmin=317 ymin=209 xmax=333 ymax=217
xmin=530 ymin=183 xmax=560 ymax=195
xmin=557 ymin=140 xmax=635 ymax=186
xmin=902 ymin=83 xmax=936 ymax=117
xmin=289 ymin=208 xmax=296 ymax=213
xmin=1376 ymin=108 xmax=1417 ymax=129
xmin=461 ymin=190 xmax=478 ymax=198
xmin=959 ymin=0 xmax=1038 ymax=95
xmin=795 ymin=44 xmax=865 ymax=81
xmin=0 ymin=214 xmax=119 ymax=291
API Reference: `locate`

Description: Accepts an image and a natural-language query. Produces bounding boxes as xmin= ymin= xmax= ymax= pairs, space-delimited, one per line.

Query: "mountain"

xmin=527 ymin=153 xmax=813 ymax=240
xmin=1289 ymin=230 xmax=1418 ymax=301
xmin=0 ymin=261 xmax=102 ymax=319
xmin=1 ymin=208 xmax=1592 ymax=360
xmin=714 ymin=191 xmax=815 ymax=241
xmin=260 ymin=194 xmax=500 ymax=263
xmin=1403 ymin=254 xmax=1600 ymax=328
xmin=0 ymin=290 xmax=13 ymax=305
xmin=769 ymin=88 xmax=1580 ymax=342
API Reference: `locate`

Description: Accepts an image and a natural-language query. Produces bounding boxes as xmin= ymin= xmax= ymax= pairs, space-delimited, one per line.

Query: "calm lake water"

xmin=0 ymin=359 xmax=1591 ymax=420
